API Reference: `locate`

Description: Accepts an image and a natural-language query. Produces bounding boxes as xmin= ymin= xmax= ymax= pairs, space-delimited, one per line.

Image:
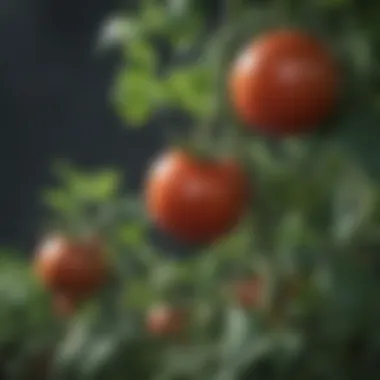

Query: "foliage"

xmin=0 ymin=251 xmax=60 ymax=379
xmin=3 ymin=0 xmax=380 ymax=379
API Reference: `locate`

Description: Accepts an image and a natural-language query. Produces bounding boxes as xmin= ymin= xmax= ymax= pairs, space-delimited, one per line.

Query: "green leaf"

xmin=112 ymin=69 xmax=164 ymax=126
xmin=164 ymin=66 xmax=213 ymax=116
xmin=339 ymin=28 xmax=373 ymax=93
xmin=222 ymin=308 xmax=251 ymax=355
xmin=162 ymin=345 xmax=218 ymax=378
xmin=79 ymin=333 xmax=121 ymax=378
xmin=53 ymin=316 xmax=94 ymax=377
xmin=48 ymin=164 xmax=122 ymax=213
xmin=123 ymin=281 xmax=156 ymax=308
xmin=216 ymin=224 xmax=252 ymax=259
xmin=170 ymin=17 xmax=203 ymax=51
xmin=166 ymin=0 xmax=190 ymax=19
xmin=68 ymin=170 xmax=121 ymax=202
xmin=247 ymin=139 xmax=278 ymax=176
xmin=166 ymin=5 xmax=204 ymax=51
xmin=217 ymin=309 xmax=262 ymax=378
xmin=141 ymin=3 xmax=168 ymax=32
xmin=125 ymin=39 xmax=158 ymax=72
xmin=42 ymin=189 xmax=74 ymax=213
xmin=332 ymin=166 xmax=375 ymax=243
xmin=117 ymin=224 xmax=145 ymax=248
xmin=150 ymin=262 xmax=182 ymax=291
xmin=277 ymin=212 xmax=305 ymax=245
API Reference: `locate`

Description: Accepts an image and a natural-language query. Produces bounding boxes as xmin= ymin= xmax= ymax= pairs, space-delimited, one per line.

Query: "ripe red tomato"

xmin=229 ymin=30 xmax=340 ymax=136
xmin=144 ymin=150 xmax=250 ymax=244
xmin=34 ymin=233 xmax=108 ymax=299
xmin=146 ymin=305 xmax=188 ymax=337
xmin=233 ymin=277 xmax=264 ymax=309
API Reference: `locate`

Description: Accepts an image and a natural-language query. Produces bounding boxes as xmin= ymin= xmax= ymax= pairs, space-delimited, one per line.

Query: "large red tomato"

xmin=229 ymin=30 xmax=340 ymax=136
xmin=144 ymin=150 xmax=250 ymax=244
xmin=34 ymin=233 xmax=108 ymax=299
xmin=146 ymin=304 xmax=188 ymax=337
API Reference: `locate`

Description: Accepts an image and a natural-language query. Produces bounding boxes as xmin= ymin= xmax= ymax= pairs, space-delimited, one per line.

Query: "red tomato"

xmin=34 ymin=233 xmax=108 ymax=299
xmin=144 ymin=150 xmax=250 ymax=244
xmin=146 ymin=305 xmax=188 ymax=337
xmin=229 ymin=30 xmax=340 ymax=136
xmin=233 ymin=277 xmax=264 ymax=309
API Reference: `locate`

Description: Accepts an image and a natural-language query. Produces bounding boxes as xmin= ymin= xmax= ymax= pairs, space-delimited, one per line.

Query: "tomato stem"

xmin=192 ymin=0 xmax=245 ymax=155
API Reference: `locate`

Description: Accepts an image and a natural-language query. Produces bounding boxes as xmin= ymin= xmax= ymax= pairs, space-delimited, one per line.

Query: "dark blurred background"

xmin=0 ymin=0 xmax=169 ymax=249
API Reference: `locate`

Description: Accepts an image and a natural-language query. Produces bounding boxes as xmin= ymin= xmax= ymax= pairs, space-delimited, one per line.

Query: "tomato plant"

xmin=34 ymin=233 xmax=109 ymax=299
xmin=229 ymin=30 xmax=340 ymax=136
xmin=144 ymin=149 xmax=250 ymax=244
xmin=24 ymin=0 xmax=380 ymax=378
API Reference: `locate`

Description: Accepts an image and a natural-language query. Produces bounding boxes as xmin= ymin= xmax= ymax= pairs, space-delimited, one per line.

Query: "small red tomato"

xmin=233 ymin=277 xmax=264 ymax=309
xmin=229 ymin=30 xmax=340 ymax=136
xmin=146 ymin=305 xmax=188 ymax=337
xmin=144 ymin=149 xmax=250 ymax=244
xmin=34 ymin=233 xmax=108 ymax=299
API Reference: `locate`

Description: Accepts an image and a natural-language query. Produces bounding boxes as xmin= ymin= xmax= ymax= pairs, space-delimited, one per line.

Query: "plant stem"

xmin=193 ymin=0 xmax=245 ymax=154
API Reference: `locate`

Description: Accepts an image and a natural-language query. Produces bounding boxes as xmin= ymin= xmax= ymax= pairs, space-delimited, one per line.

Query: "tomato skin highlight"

xmin=229 ymin=30 xmax=340 ymax=136
xmin=34 ymin=234 xmax=108 ymax=299
xmin=144 ymin=150 xmax=250 ymax=244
